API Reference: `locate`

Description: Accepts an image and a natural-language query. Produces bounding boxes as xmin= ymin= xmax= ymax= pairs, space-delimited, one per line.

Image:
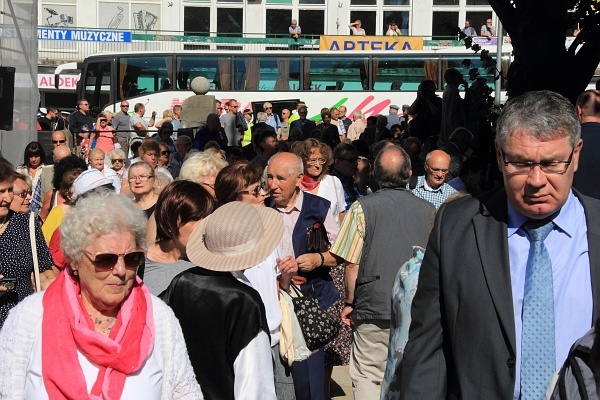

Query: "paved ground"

xmin=331 ymin=365 xmax=353 ymax=399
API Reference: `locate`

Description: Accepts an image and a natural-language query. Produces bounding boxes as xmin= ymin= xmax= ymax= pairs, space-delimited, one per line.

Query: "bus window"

xmin=233 ymin=56 xmax=300 ymax=91
xmin=444 ymin=56 xmax=497 ymax=89
xmin=83 ymin=60 xmax=112 ymax=109
xmin=177 ymin=56 xmax=226 ymax=90
xmin=373 ymin=57 xmax=434 ymax=91
xmin=303 ymin=56 xmax=369 ymax=91
xmin=117 ymin=56 xmax=173 ymax=98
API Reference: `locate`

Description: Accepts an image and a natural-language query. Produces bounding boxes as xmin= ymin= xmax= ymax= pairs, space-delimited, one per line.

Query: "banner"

xmin=319 ymin=36 xmax=423 ymax=51
xmin=37 ymin=28 xmax=131 ymax=42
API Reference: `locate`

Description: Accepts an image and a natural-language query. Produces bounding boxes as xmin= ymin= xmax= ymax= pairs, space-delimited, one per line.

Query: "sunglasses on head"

xmin=83 ymin=249 xmax=145 ymax=272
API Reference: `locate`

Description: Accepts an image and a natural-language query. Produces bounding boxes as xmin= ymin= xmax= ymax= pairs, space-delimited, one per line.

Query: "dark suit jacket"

xmin=573 ymin=122 xmax=600 ymax=200
xmin=399 ymin=188 xmax=600 ymax=399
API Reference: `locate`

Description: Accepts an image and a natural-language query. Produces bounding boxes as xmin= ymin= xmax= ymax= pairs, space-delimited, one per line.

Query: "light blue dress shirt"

xmin=508 ymin=191 xmax=592 ymax=399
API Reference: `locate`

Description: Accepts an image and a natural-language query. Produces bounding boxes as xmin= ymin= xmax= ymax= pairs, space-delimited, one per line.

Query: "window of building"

xmin=383 ymin=11 xmax=410 ymax=35
xmin=298 ymin=10 xmax=325 ymax=36
xmin=266 ymin=9 xmax=293 ymax=36
xmin=466 ymin=0 xmax=490 ymax=5
xmin=433 ymin=0 xmax=459 ymax=5
xmin=466 ymin=12 xmax=493 ymax=35
xmin=350 ymin=0 xmax=376 ymax=5
xmin=299 ymin=0 xmax=324 ymax=4
xmin=383 ymin=0 xmax=410 ymax=5
xmin=349 ymin=11 xmax=376 ymax=36
xmin=432 ymin=11 xmax=459 ymax=39
xmin=183 ymin=6 xmax=210 ymax=35
xmin=216 ymin=8 xmax=244 ymax=37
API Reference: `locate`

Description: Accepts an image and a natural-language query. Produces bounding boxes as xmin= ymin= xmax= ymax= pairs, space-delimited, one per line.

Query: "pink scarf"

xmin=299 ymin=174 xmax=321 ymax=191
xmin=42 ymin=270 xmax=155 ymax=399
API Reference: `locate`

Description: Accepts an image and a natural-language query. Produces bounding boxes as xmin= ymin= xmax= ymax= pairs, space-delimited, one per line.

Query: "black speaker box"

xmin=0 ymin=66 xmax=16 ymax=131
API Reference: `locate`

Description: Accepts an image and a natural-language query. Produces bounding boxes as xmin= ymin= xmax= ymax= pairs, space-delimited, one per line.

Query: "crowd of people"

xmin=2 ymin=80 xmax=600 ymax=400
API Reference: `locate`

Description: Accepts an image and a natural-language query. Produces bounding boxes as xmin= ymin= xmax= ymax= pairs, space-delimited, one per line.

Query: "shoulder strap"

xmin=30 ymin=213 xmax=41 ymax=292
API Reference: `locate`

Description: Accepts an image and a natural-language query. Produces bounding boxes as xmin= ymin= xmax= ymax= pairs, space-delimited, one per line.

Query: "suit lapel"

xmin=473 ymin=189 xmax=516 ymax=355
xmin=576 ymin=191 xmax=600 ymax=323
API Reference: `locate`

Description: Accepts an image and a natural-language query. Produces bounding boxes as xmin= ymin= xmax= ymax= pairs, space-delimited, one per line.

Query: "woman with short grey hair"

xmin=0 ymin=190 xmax=203 ymax=399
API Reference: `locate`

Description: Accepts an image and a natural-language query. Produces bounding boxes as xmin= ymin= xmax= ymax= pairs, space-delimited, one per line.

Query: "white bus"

xmin=61 ymin=48 xmax=511 ymax=121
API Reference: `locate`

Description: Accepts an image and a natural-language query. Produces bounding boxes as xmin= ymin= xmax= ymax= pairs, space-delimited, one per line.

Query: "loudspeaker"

xmin=0 ymin=66 xmax=16 ymax=131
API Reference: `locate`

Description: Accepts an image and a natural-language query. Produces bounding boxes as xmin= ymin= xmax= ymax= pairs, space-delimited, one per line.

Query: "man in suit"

xmin=573 ymin=89 xmax=600 ymax=200
xmin=400 ymin=90 xmax=600 ymax=399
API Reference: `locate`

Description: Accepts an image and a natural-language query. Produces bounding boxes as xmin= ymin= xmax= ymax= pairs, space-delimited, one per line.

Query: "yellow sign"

xmin=319 ymin=36 xmax=424 ymax=51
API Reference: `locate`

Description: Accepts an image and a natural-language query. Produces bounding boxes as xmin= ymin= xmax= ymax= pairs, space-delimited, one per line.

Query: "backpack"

xmin=550 ymin=326 xmax=599 ymax=400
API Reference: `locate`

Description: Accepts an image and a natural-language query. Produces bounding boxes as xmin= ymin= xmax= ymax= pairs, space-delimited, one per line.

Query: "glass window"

xmin=266 ymin=9 xmax=293 ymax=36
xmin=349 ymin=11 xmax=377 ymax=36
xmin=303 ymin=56 xmax=370 ymax=91
xmin=384 ymin=0 xmax=409 ymax=4
xmin=466 ymin=12 xmax=493 ymax=34
xmin=118 ymin=57 xmax=173 ymax=99
xmin=444 ymin=56 xmax=497 ymax=89
xmin=298 ymin=10 xmax=324 ymax=36
xmin=184 ymin=6 xmax=210 ymax=35
xmin=433 ymin=0 xmax=458 ymax=4
xmin=177 ymin=56 xmax=231 ymax=91
xmin=466 ymin=0 xmax=490 ymax=5
xmin=267 ymin=0 xmax=292 ymax=3
xmin=351 ymin=0 xmax=376 ymax=4
xmin=383 ymin=11 xmax=410 ymax=35
xmin=233 ymin=56 xmax=300 ymax=91
xmin=432 ymin=11 xmax=459 ymax=39
xmin=217 ymin=0 xmax=242 ymax=3
xmin=83 ymin=60 xmax=112 ymax=108
xmin=373 ymin=57 xmax=437 ymax=91
xmin=217 ymin=8 xmax=243 ymax=37
xmin=300 ymin=0 xmax=324 ymax=4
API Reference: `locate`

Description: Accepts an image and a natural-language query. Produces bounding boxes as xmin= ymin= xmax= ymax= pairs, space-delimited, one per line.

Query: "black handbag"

xmin=289 ymin=284 xmax=339 ymax=351
xmin=306 ymin=221 xmax=331 ymax=253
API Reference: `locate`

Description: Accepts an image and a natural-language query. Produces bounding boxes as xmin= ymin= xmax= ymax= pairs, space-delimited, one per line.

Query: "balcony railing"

xmin=35 ymin=27 xmax=465 ymax=65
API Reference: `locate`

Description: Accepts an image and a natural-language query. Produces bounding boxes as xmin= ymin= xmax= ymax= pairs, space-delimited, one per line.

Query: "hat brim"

xmin=187 ymin=207 xmax=284 ymax=272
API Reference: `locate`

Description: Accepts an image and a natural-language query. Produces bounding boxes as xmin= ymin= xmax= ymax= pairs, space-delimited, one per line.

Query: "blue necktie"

xmin=521 ymin=220 xmax=555 ymax=400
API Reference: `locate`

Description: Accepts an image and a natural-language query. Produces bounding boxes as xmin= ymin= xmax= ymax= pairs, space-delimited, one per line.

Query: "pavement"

xmin=331 ymin=365 xmax=353 ymax=399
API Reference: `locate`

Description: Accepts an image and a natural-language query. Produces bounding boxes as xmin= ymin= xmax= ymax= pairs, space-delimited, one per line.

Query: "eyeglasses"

xmin=121 ymin=105 xmax=129 ymax=108
xmin=425 ymin=163 xmax=449 ymax=174
xmin=128 ymin=174 xmax=154 ymax=182
xmin=265 ymin=107 xmax=272 ymax=110
xmin=81 ymin=103 xmax=89 ymax=106
xmin=501 ymin=149 xmax=574 ymax=175
xmin=13 ymin=189 xmax=32 ymax=199
xmin=111 ymin=158 xmax=124 ymax=164
xmin=239 ymin=181 xmax=267 ymax=197
xmin=52 ymin=139 xmax=66 ymax=144
xmin=231 ymin=105 xmax=239 ymax=109
xmin=83 ymin=249 xmax=145 ymax=272
xmin=307 ymin=158 xmax=326 ymax=165
xmin=161 ymin=150 xmax=171 ymax=156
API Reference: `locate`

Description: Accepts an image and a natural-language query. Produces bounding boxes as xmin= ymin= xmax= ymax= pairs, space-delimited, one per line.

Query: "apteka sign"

xmin=319 ymin=36 xmax=423 ymax=51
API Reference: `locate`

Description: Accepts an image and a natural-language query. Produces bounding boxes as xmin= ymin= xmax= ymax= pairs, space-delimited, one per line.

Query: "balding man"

xmin=267 ymin=152 xmax=339 ymax=400
xmin=51 ymin=130 xmax=68 ymax=149
xmin=39 ymin=144 xmax=73 ymax=219
xmin=297 ymin=146 xmax=435 ymax=398
xmin=573 ymin=89 xmax=600 ymax=199
xmin=410 ymin=149 xmax=457 ymax=208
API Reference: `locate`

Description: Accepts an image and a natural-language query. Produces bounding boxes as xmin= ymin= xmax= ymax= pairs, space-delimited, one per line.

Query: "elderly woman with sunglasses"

xmin=109 ymin=148 xmax=127 ymax=180
xmin=0 ymin=157 xmax=56 ymax=330
xmin=0 ymin=190 xmax=203 ymax=399
xmin=9 ymin=172 xmax=32 ymax=213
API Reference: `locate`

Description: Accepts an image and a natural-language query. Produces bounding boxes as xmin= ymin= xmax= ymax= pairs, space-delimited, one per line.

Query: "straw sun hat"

xmin=186 ymin=201 xmax=284 ymax=272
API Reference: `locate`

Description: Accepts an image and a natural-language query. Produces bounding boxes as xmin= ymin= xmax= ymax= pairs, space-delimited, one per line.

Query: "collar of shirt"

xmin=418 ymin=175 xmax=443 ymax=192
xmin=272 ymin=189 xmax=303 ymax=214
xmin=507 ymin=189 xmax=576 ymax=238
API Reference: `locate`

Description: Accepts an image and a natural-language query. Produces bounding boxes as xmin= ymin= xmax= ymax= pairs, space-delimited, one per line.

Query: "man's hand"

xmin=296 ymin=253 xmax=321 ymax=272
xmin=341 ymin=305 xmax=353 ymax=326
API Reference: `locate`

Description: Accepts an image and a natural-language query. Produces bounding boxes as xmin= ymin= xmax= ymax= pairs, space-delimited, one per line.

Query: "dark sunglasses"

xmin=13 ymin=189 xmax=32 ymax=199
xmin=161 ymin=150 xmax=171 ymax=156
xmin=239 ymin=182 xmax=267 ymax=197
xmin=52 ymin=139 xmax=66 ymax=144
xmin=83 ymin=249 xmax=145 ymax=272
xmin=111 ymin=158 xmax=124 ymax=164
xmin=121 ymin=105 xmax=129 ymax=108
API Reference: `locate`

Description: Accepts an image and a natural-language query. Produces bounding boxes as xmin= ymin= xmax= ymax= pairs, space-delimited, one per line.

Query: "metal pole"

xmin=495 ymin=20 xmax=503 ymax=106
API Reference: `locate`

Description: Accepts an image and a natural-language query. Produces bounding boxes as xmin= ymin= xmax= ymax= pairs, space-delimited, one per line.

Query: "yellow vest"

xmin=243 ymin=122 xmax=254 ymax=146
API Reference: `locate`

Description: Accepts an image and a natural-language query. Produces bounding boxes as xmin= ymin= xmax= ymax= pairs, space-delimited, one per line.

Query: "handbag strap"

xmin=30 ymin=212 xmax=41 ymax=292
xmin=289 ymin=283 xmax=303 ymax=298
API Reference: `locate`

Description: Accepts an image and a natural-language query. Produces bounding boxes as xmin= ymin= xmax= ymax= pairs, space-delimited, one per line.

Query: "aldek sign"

xmin=37 ymin=28 xmax=131 ymax=42
xmin=319 ymin=36 xmax=423 ymax=51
